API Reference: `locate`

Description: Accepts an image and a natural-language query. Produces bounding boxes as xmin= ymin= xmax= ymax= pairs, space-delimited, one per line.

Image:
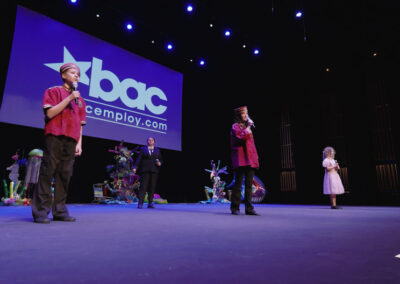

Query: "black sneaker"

xmin=34 ymin=217 xmax=51 ymax=224
xmin=147 ymin=203 xmax=155 ymax=209
xmin=53 ymin=216 xmax=76 ymax=222
xmin=245 ymin=210 xmax=260 ymax=216
xmin=331 ymin=206 xmax=342 ymax=210
xmin=231 ymin=210 xmax=240 ymax=215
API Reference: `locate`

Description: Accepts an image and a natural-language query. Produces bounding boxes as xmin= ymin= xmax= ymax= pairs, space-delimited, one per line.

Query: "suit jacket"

xmin=134 ymin=146 xmax=162 ymax=173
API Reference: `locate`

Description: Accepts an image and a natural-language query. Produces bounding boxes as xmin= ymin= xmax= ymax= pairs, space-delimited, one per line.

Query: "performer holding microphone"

xmin=31 ymin=63 xmax=86 ymax=223
xmin=134 ymin=137 xmax=162 ymax=209
xmin=230 ymin=106 xmax=259 ymax=216
xmin=322 ymin=146 xmax=345 ymax=209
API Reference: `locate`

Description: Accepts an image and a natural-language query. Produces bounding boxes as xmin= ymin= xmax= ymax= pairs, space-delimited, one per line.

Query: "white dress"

xmin=322 ymin=158 xmax=345 ymax=195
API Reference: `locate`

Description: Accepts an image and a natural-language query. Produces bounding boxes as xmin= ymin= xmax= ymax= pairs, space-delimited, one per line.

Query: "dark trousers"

xmin=230 ymin=166 xmax=255 ymax=212
xmin=31 ymin=135 xmax=76 ymax=219
xmin=138 ymin=172 xmax=158 ymax=204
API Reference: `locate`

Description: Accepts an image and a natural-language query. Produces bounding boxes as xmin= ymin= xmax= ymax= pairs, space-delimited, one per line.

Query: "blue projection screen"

xmin=0 ymin=6 xmax=183 ymax=151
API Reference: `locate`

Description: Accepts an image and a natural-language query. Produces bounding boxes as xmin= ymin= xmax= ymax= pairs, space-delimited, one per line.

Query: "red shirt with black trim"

xmin=43 ymin=86 xmax=86 ymax=142
xmin=230 ymin=123 xmax=259 ymax=169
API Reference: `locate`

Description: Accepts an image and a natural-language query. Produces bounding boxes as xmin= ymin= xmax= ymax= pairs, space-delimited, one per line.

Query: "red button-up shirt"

xmin=230 ymin=123 xmax=259 ymax=169
xmin=43 ymin=86 xmax=86 ymax=142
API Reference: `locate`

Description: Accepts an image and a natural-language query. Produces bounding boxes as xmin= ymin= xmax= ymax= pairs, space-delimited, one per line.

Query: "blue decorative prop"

xmin=201 ymin=160 xmax=230 ymax=204
xmin=226 ymin=174 xmax=267 ymax=203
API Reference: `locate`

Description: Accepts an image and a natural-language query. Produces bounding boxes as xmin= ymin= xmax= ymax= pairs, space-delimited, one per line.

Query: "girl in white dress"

xmin=322 ymin=146 xmax=345 ymax=209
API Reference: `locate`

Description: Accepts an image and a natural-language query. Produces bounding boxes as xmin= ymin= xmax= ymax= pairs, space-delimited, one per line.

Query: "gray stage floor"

xmin=0 ymin=203 xmax=399 ymax=283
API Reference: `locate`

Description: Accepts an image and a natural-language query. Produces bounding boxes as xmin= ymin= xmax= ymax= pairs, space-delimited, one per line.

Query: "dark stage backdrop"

xmin=1 ymin=1 xmax=399 ymax=206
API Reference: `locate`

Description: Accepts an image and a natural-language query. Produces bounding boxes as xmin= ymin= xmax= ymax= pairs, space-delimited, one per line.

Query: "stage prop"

xmin=200 ymin=159 xmax=267 ymax=204
xmin=226 ymin=174 xmax=267 ymax=203
xmin=24 ymin=149 xmax=43 ymax=199
xmin=92 ymin=141 xmax=167 ymax=205
xmin=200 ymin=160 xmax=230 ymax=204
xmin=1 ymin=150 xmax=30 ymax=206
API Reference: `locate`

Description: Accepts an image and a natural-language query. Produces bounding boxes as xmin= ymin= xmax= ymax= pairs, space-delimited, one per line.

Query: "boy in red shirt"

xmin=230 ymin=106 xmax=259 ymax=216
xmin=31 ymin=63 xmax=86 ymax=224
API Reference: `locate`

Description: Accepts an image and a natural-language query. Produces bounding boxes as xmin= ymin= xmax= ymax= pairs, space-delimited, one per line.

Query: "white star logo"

xmin=44 ymin=46 xmax=92 ymax=85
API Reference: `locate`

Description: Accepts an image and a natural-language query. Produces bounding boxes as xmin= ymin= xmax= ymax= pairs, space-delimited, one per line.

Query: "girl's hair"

xmin=233 ymin=112 xmax=249 ymax=126
xmin=147 ymin=136 xmax=155 ymax=142
xmin=322 ymin=146 xmax=335 ymax=160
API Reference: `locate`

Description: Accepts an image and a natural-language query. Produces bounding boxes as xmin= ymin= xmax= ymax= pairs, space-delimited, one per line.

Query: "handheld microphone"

xmin=248 ymin=116 xmax=255 ymax=129
xmin=72 ymin=82 xmax=78 ymax=104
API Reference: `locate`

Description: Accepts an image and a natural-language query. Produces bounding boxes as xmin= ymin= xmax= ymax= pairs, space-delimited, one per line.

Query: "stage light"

xmin=126 ymin=23 xmax=133 ymax=31
xmin=186 ymin=4 xmax=193 ymax=13
xmin=253 ymin=49 xmax=260 ymax=55
xmin=96 ymin=14 xmax=100 ymax=18
xmin=325 ymin=67 xmax=330 ymax=72
xmin=224 ymin=29 xmax=231 ymax=37
xmin=166 ymin=43 xmax=174 ymax=50
xmin=373 ymin=52 xmax=377 ymax=57
xmin=242 ymin=44 xmax=247 ymax=48
xmin=209 ymin=23 xmax=213 ymax=28
xmin=295 ymin=11 xmax=303 ymax=18
xmin=151 ymin=40 xmax=155 ymax=44
xmin=199 ymin=59 xmax=205 ymax=66
xmin=70 ymin=0 xmax=78 ymax=3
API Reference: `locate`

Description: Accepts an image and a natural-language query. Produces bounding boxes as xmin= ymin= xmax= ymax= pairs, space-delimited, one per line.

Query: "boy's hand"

xmin=70 ymin=91 xmax=80 ymax=102
xmin=75 ymin=144 xmax=82 ymax=156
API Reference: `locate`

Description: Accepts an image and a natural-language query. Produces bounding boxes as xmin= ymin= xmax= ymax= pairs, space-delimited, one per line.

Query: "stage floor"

xmin=1 ymin=203 xmax=399 ymax=283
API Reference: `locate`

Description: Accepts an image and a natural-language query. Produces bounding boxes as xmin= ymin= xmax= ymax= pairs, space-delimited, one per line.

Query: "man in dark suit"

xmin=133 ymin=137 xmax=162 ymax=208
